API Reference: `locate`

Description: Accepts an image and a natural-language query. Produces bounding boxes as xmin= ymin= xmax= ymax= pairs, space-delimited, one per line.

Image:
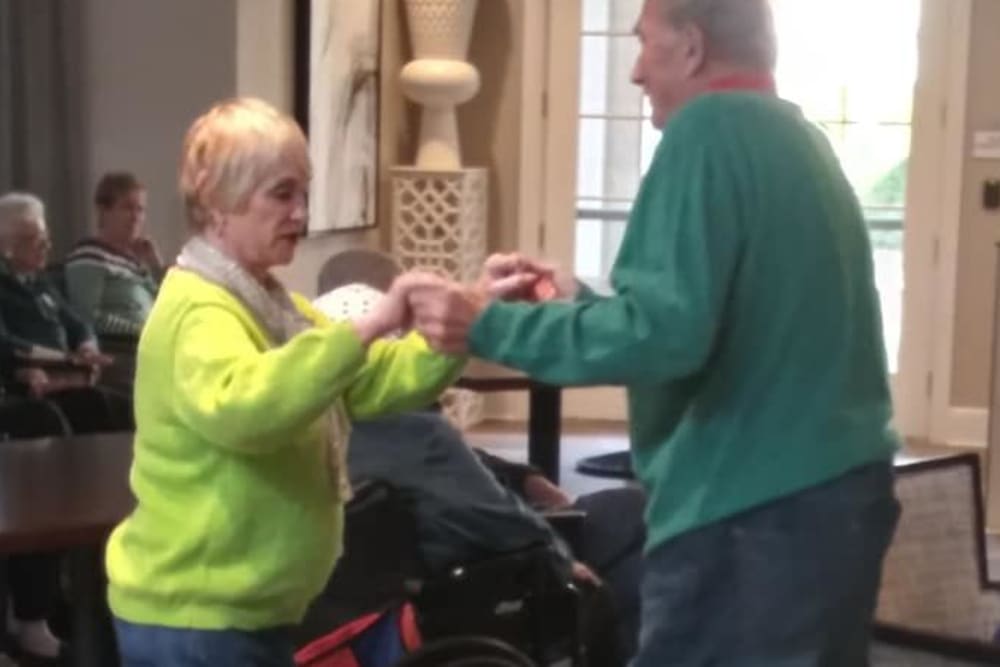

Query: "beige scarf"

xmin=177 ymin=235 xmax=353 ymax=501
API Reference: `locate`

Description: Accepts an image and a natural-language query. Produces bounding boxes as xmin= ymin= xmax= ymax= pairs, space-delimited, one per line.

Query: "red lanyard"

xmin=705 ymin=72 xmax=777 ymax=95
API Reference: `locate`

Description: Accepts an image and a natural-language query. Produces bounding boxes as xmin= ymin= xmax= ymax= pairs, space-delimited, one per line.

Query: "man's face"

xmin=631 ymin=0 xmax=701 ymax=129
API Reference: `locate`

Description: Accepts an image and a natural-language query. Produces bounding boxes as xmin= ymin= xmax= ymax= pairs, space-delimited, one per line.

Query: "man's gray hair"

xmin=0 ymin=192 xmax=46 ymax=245
xmin=659 ymin=0 xmax=777 ymax=71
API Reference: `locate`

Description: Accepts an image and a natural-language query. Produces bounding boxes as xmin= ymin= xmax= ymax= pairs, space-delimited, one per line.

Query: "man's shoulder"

xmin=674 ymin=92 xmax=798 ymax=132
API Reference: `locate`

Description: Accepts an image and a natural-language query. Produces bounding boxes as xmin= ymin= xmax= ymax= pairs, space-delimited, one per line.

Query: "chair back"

xmin=317 ymin=249 xmax=402 ymax=295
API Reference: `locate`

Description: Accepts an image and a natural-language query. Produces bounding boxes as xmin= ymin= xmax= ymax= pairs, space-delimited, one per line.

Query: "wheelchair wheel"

xmin=395 ymin=635 xmax=537 ymax=667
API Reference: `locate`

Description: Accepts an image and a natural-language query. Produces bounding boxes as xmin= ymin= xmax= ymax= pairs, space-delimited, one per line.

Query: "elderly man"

xmin=409 ymin=0 xmax=900 ymax=664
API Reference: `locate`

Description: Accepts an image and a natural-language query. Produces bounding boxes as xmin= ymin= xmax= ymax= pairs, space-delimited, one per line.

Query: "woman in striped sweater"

xmin=64 ymin=172 xmax=163 ymax=337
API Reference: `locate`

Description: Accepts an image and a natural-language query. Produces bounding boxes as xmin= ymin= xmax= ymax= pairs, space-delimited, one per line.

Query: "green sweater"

xmin=64 ymin=239 xmax=159 ymax=337
xmin=106 ymin=269 xmax=463 ymax=630
xmin=469 ymin=92 xmax=898 ymax=552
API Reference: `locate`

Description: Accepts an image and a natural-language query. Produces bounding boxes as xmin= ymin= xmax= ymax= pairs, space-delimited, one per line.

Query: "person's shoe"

xmin=10 ymin=621 xmax=67 ymax=665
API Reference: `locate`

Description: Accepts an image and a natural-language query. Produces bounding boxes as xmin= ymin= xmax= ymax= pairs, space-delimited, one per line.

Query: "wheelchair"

xmin=295 ymin=480 xmax=589 ymax=667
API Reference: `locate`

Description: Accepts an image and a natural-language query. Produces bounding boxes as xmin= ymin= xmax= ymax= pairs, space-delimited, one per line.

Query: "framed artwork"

xmin=294 ymin=0 xmax=381 ymax=233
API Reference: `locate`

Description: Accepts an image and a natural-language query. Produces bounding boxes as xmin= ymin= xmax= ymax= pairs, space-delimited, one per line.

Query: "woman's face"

xmin=100 ymin=188 xmax=147 ymax=245
xmin=213 ymin=168 xmax=308 ymax=277
xmin=7 ymin=218 xmax=51 ymax=274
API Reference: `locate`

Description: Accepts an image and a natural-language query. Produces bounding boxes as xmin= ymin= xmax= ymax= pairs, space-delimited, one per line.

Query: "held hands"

xmin=351 ymin=271 xmax=449 ymax=345
xmin=351 ymin=253 xmax=573 ymax=353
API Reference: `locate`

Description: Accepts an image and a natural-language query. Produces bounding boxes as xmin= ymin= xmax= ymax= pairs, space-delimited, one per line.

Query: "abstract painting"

xmin=298 ymin=0 xmax=380 ymax=233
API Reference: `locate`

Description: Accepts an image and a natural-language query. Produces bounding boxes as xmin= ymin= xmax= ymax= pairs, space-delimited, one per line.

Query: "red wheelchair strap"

xmin=399 ymin=602 xmax=422 ymax=652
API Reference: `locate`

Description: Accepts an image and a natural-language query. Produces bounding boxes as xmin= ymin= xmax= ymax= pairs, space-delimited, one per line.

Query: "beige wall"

xmin=82 ymin=0 xmax=237 ymax=258
xmin=275 ymin=0 xmax=526 ymax=296
xmin=950 ymin=0 xmax=1000 ymax=407
xmin=460 ymin=0 xmax=524 ymax=253
xmin=80 ymin=0 xmax=525 ymax=297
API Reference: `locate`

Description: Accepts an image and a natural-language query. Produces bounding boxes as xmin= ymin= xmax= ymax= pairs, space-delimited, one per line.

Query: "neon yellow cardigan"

xmin=106 ymin=269 xmax=463 ymax=630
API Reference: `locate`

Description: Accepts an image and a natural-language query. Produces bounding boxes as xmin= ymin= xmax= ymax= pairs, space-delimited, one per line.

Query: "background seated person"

xmin=316 ymin=280 xmax=645 ymax=663
xmin=0 ymin=192 xmax=132 ymax=434
xmin=64 ymin=171 xmax=162 ymax=338
xmin=0 ymin=386 xmax=73 ymax=662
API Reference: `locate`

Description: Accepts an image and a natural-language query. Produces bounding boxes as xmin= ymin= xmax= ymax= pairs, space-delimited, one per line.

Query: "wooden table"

xmin=456 ymin=361 xmax=564 ymax=483
xmin=0 ymin=432 xmax=135 ymax=667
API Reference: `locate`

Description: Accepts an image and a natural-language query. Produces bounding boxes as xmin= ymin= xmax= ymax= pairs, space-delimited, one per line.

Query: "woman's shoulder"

xmin=156 ymin=269 xmax=245 ymax=311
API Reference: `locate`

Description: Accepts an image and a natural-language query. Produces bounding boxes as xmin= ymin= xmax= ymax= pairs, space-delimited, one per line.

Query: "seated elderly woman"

xmin=64 ymin=171 xmax=162 ymax=338
xmin=0 ymin=192 xmax=132 ymax=435
xmin=103 ymin=97 xmax=530 ymax=667
xmin=0 ymin=394 xmax=73 ymax=662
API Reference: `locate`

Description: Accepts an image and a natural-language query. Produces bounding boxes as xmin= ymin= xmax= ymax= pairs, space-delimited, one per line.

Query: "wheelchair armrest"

xmin=344 ymin=478 xmax=392 ymax=517
xmin=542 ymin=508 xmax=586 ymax=555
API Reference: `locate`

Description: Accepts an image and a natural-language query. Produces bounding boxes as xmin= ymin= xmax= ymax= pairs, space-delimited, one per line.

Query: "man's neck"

xmin=692 ymin=63 xmax=777 ymax=95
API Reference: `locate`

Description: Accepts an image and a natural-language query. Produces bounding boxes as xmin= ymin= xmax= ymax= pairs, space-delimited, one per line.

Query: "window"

xmin=574 ymin=0 xmax=921 ymax=370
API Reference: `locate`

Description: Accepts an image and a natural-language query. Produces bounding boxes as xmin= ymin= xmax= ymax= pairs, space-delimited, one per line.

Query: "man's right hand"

xmin=478 ymin=253 xmax=578 ymax=302
xmin=571 ymin=561 xmax=601 ymax=587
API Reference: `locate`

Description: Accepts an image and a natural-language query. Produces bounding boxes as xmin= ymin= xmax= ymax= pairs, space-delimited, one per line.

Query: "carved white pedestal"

xmin=391 ymin=167 xmax=488 ymax=427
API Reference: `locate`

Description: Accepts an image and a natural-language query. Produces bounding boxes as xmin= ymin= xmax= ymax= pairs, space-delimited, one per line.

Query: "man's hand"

xmin=571 ymin=561 xmax=601 ymax=587
xmin=523 ymin=473 xmax=574 ymax=509
xmin=478 ymin=253 xmax=578 ymax=302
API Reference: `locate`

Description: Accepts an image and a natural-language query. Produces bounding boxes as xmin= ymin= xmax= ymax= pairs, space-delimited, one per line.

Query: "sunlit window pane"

xmin=580 ymin=36 xmax=642 ymax=116
xmin=574 ymin=0 xmax=921 ymax=372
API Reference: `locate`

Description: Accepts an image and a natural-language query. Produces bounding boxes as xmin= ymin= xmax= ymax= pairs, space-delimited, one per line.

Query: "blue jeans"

xmin=631 ymin=461 xmax=899 ymax=667
xmin=114 ymin=618 xmax=295 ymax=667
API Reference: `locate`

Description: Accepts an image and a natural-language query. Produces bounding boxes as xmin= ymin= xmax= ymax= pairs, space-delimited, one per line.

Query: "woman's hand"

xmin=73 ymin=346 xmax=114 ymax=368
xmin=15 ymin=367 xmax=51 ymax=398
xmin=351 ymin=271 xmax=444 ymax=345
xmin=72 ymin=345 xmax=113 ymax=385
xmin=131 ymin=236 xmax=164 ymax=271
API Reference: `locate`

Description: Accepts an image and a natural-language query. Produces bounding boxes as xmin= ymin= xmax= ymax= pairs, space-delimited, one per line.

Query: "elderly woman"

xmin=104 ymin=97 xmax=502 ymax=666
xmin=0 ymin=192 xmax=132 ymax=434
xmin=64 ymin=171 xmax=162 ymax=338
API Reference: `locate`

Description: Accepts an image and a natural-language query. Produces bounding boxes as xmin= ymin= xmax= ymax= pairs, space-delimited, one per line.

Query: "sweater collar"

xmin=705 ymin=71 xmax=777 ymax=95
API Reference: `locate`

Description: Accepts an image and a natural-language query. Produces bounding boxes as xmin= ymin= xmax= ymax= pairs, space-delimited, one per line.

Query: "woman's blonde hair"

xmin=179 ymin=97 xmax=310 ymax=231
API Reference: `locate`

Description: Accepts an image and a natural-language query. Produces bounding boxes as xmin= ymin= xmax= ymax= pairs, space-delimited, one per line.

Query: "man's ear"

xmin=679 ymin=22 xmax=707 ymax=78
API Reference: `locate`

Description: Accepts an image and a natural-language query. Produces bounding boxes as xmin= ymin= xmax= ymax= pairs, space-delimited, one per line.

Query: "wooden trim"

xmin=873 ymin=623 xmax=1000 ymax=662
xmin=292 ymin=0 xmax=310 ymax=133
xmin=291 ymin=0 xmax=383 ymax=235
xmin=926 ymin=0 xmax=974 ymax=445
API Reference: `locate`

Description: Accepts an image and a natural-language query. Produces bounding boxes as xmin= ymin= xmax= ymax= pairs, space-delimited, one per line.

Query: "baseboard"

xmin=941 ymin=407 xmax=988 ymax=449
xmin=485 ymin=396 xmax=990 ymax=449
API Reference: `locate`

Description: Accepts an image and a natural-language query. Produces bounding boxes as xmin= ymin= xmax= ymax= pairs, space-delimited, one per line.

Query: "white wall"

xmin=82 ymin=0 xmax=237 ymax=259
